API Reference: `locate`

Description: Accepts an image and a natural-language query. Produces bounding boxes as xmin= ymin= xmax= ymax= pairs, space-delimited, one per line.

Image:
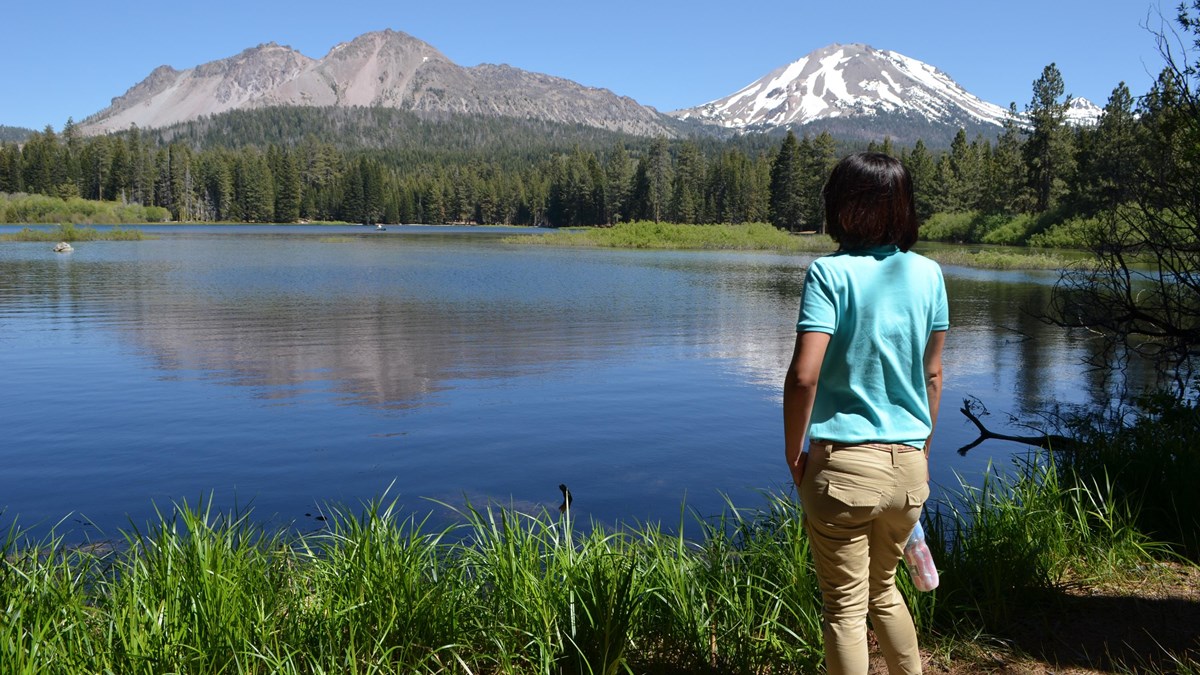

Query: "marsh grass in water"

xmin=509 ymin=221 xmax=1078 ymax=270
xmin=0 ymin=222 xmax=151 ymax=242
xmin=0 ymin=462 xmax=1184 ymax=674
xmin=506 ymin=221 xmax=837 ymax=253
xmin=919 ymin=248 xmax=1074 ymax=270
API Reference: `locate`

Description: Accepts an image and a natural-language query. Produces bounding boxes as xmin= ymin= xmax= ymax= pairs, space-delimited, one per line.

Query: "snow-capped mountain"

xmin=673 ymin=43 xmax=1012 ymax=132
xmin=79 ymin=30 xmax=675 ymax=137
xmin=1065 ymin=97 xmax=1103 ymax=125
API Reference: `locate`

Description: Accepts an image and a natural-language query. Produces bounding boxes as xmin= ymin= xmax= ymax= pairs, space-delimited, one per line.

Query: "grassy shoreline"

xmin=506 ymin=221 xmax=1079 ymax=270
xmin=3 ymin=459 xmax=1193 ymax=674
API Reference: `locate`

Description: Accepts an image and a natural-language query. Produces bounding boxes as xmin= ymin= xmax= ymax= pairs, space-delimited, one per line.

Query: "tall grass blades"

xmin=562 ymin=532 xmax=645 ymax=675
xmin=710 ymin=497 xmax=823 ymax=673
xmin=634 ymin=498 xmax=823 ymax=675
xmin=1060 ymin=395 xmax=1200 ymax=557
xmin=635 ymin=519 xmax=714 ymax=671
xmin=290 ymin=497 xmax=472 ymax=673
xmin=0 ymin=475 xmax=1179 ymax=673
xmin=926 ymin=457 xmax=1166 ymax=635
xmin=102 ymin=500 xmax=287 ymax=674
xmin=453 ymin=503 xmax=572 ymax=674
xmin=0 ymin=522 xmax=102 ymax=675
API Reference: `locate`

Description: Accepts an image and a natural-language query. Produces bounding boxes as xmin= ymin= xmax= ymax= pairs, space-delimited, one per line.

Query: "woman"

xmin=783 ymin=152 xmax=947 ymax=675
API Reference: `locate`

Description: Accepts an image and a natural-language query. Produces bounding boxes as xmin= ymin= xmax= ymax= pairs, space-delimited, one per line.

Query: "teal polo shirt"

xmin=796 ymin=245 xmax=949 ymax=449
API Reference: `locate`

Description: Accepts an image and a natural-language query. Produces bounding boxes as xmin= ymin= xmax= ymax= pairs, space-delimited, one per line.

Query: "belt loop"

xmin=890 ymin=444 xmax=898 ymax=466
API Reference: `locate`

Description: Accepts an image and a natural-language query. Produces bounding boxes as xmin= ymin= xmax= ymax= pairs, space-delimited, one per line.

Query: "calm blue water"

xmin=0 ymin=225 xmax=1108 ymax=540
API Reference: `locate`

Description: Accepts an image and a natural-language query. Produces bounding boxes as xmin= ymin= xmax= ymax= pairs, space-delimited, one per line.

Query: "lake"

xmin=0 ymin=225 xmax=1114 ymax=540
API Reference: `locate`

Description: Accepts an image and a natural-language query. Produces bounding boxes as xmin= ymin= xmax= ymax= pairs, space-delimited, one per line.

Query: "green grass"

xmin=1056 ymin=394 xmax=1200 ymax=557
xmin=920 ymin=458 xmax=1171 ymax=635
xmin=1 ymin=457 xmax=1183 ymax=674
xmin=505 ymin=221 xmax=837 ymax=253
xmin=508 ymin=221 xmax=1078 ymax=270
xmin=920 ymin=248 xmax=1074 ymax=270
xmin=0 ymin=223 xmax=152 ymax=242
xmin=317 ymin=235 xmax=357 ymax=243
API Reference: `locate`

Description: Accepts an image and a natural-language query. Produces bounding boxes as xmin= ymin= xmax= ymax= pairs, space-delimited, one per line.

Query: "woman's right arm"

xmin=783 ymin=331 xmax=831 ymax=487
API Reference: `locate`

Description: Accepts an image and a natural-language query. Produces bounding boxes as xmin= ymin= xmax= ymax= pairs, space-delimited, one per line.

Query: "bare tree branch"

xmin=955 ymin=397 xmax=1082 ymax=456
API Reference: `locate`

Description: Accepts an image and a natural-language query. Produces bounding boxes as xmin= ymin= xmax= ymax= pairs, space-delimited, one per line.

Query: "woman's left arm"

xmin=923 ymin=330 xmax=947 ymax=456
xmin=783 ymin=331 xmax=831 ymax=487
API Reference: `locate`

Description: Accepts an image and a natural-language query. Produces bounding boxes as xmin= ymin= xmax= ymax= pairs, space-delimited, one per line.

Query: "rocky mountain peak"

xmin=79 ymin=29 xmax=675 ymax=137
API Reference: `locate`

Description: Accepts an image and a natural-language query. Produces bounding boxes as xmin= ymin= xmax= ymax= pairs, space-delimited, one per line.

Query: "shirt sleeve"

xmin=931 ymin=264 xmax=949 ymax=331
xmin=797 ymin=262 xmax=837 ymax=334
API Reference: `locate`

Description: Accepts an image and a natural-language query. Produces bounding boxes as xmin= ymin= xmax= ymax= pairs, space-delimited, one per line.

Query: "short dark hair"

xmin=822 ymin=152 xmax=918 ymax=252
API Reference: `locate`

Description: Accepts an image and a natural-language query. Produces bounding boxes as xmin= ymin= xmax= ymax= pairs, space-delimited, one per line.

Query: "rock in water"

xmin=53 ymin=242 xmax=74 ymax=253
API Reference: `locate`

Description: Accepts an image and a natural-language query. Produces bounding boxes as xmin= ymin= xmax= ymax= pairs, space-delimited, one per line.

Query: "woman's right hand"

xmin=789 ymin=450 xmax=808 ymax=488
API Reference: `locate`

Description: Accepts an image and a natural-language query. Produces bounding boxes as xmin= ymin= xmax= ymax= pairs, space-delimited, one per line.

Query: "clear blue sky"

xmin=3 ymin=0 xmax=1173 ymax=131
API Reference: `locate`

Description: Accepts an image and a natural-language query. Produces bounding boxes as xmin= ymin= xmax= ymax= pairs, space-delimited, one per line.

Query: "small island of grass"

xmin=507 ymin=221 xmax=836 ymax=253
xmin=0 ymin=223 xmax=153 ymax=242
xmin=507 ymin=221 xmax=1076 ymax=270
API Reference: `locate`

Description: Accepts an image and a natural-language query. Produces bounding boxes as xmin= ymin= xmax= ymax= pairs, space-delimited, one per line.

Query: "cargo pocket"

xmin=825 ymin=481 xmax=882 ymax=508
xmin=906 ymin=482 xmax=930 ymax=507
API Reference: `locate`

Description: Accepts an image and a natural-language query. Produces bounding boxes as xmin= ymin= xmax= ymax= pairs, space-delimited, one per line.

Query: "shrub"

xmin=980 ymin=213 xmax=1038 ymax=245
xmin=920 ymin=212 xmax=978 ymax=242
xmin=1028 ymin=215 xmax=1106 ymax=248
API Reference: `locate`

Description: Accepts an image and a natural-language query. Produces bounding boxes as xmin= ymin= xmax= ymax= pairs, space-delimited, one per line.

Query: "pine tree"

xmin=105 ymin=139 xmax=130 ymax=202
xmin=1083 ymin=82 xmax=1139 ymax=211
xmin=233 ymin=150 xmax=274 ymax=223
xmin=708 ymin=148 xmax=755 ymax=224
xmin=154 ymin=148 xmax=173 ymax=212
xmin=987 ymin=103 xmax=1028 ymax=214
xmin=804 ymin=132 xmax=838 ymax=231
xmin=946 ymin=128 xmax=971 ymax=211
xmin=769 ymin=131 xmax=805 ymax=231
xmin=645 ymin=137 xmax=672 ymax=223
xmin=671 ymin=141 xmax=706 ymax=223
xmin=604 ymin=144 xmax=634 ymax=224
xmin=272 ymin=149 xmax=302 ymax=223
xmin=1024 ymin=63 xmax=1075 ymax=212
xmin=170 ymin=144 xmax=195 ymax=222
xmin=0 ymin=144 xmax=20 ymax=193
xmin=904 ymin=140 xmax=937 ymax=221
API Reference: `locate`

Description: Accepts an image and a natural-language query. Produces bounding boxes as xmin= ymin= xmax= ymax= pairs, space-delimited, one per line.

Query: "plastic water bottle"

xmin=904 ymin=520 xmax=939 ymax=592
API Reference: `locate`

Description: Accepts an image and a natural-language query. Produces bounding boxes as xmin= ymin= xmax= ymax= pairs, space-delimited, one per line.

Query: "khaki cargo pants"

xmin=800 ymin=440 xmax=930 ymax=675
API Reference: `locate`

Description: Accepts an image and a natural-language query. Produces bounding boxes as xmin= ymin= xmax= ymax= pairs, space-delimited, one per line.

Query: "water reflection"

xmin=0 ymin=231 xmax=1143 ymax=537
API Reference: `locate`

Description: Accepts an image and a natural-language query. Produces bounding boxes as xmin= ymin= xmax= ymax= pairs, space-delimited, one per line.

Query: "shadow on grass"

xmin=996 ymin=580 xmax=1200 ymax=672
